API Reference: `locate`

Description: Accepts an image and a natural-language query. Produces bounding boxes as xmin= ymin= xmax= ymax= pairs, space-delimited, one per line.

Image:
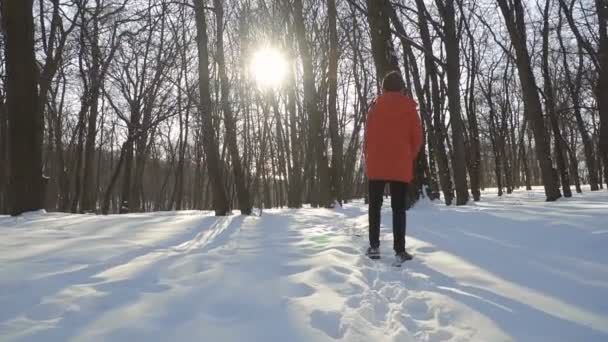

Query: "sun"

xmin=251 ymin=47 xmax=287 ymax=88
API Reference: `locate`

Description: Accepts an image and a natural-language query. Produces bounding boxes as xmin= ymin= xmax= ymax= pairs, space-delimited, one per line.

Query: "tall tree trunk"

xmin=172 ymin=89 xmax=190 ymax=211
xmin=404 ymin=46 xmax=440 ymax=200
xmin=461 ymin=6 xmax=482 ymax=201
xmin=102 ymin=141 xmax=128 ymax=214
xmin=542 ymin=0 xmax=572 ymax=197
xmin=557 ymin=16 xmax=599 ymax=190
xmin=272 ymin=98 xmax=290 ymax=206
xmin=497 ymin=0 xmax=561 ymax=200
xmin=52 ymin=79 xmax=70 ymax=211
xmin=287 ymin=68 xmax=303 ymax=207
xmin=214 ymin=0 xmax=251 ymax=214
xmin=521 ymin=124 xmax=533 ymax=190
xmin=292 ymin=0 xmax=332 ymax=207
xmin=441 ymin=0 xmax=470 ymax=205
xmin=194 ymin=0 xmax=229 ymax=215
xmin=0 ymin=96 xmax=8 ymax=213
xmin=485 ymin=83 xmax=503 ymax=196
xmin=119 ymin=130 xmax=135 ymax=213
xmin=415 ymin=0 xmax=454 ymax=205
xmin=2 ymin=0 xmax=45 ymax=215
xmin=327 ymin=0 xmax=344 ymax=206
xmin=596 ymin=0 xmax=608 ymax=189
xmin=80 ymin=84 xmax=101 ymax=212
xmin=70 ymin=105 xmax=88 ymax=212
xmin=388 ymin=3 xmax=438 ymax=202
xmin=132 ymin=121 xmax=152 ymax=212
xmin=565 ymin=128 xmax=582 ymax=193
xmin=366 ymin=0 xmax=399 ymax=84
xmin=509 ymin=105 xmax=520 ymax=188
xmin=80 ymin=14 xmax=104 ymax=213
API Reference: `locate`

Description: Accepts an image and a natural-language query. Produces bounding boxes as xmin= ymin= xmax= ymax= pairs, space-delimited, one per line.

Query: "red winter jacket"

xmin=364 ymin=91 xmax=423 ymax=183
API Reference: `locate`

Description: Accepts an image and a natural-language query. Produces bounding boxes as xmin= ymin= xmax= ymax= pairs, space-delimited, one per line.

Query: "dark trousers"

xmin=368 ymin=180 xmax=408 ymax=253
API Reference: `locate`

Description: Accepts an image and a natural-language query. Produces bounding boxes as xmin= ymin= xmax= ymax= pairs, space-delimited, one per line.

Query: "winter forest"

xmin=3 ymin=1 xmax=608 ymax=340
xmin=0 ymin=0 xmax=607 ymax=216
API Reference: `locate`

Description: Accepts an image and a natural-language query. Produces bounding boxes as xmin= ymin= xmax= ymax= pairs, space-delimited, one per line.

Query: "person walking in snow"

xmin=363 ymin=71 xmax=423 ymax=264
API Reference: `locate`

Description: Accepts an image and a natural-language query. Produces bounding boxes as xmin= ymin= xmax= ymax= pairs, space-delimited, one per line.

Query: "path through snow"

xmin=1 ymin=187 xmax=607 ymax=341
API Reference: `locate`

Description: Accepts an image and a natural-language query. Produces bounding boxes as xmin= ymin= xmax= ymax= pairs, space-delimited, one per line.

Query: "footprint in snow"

xmin=310 ymin=309 xmax=346 ymax=339
xmin=403 ymin=298 xmax=434 ymax=321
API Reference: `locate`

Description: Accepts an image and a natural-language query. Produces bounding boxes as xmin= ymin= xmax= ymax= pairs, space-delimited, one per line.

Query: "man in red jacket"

xmin=363 ymin=71 xmax=423 ymax=264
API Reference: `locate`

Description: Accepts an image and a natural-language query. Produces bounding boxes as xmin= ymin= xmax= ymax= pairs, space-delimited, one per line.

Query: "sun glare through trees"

xmin=251 ymin=47 xmax=287 ymax=89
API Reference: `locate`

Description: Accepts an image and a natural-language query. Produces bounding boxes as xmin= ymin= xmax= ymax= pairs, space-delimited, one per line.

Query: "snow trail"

xmin=1 ymin=187 xmax=607 ymax=341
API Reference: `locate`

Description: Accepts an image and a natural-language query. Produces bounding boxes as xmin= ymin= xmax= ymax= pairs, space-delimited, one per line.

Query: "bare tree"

xmin=497 ymin=0 xmax=562 ymax=201
xmin=292 ymin=0 xmax=333 ymax=207
xmin=214 ymin=0 xmax=252 ymax=214
xmin=439 ymin=0 xmax=470 ymax=205
xmin=541 ymin=0 xmax=572 ymax=197
xmin=193 ymin=0 xmax=229 ymax=215
xmin=327 ymin=0 xmax=344 ymax=206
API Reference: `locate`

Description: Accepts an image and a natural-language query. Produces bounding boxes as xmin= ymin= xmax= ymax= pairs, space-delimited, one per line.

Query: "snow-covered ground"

xmin=1 ymin=187 xmax=607 ymax=341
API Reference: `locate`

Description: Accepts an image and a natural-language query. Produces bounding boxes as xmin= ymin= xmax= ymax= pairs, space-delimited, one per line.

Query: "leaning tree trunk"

xmin=497 ymin=0 xmax=561 ymax=201
xmin=193 ymin=0 xmax=229 ymax=215
xmin=1 ymin=0 xmax=45 ymax=215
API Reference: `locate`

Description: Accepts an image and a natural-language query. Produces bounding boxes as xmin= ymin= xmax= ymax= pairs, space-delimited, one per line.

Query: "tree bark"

xmin=415 ymin=0 xmax=454 ymax=204
xmin=388 ymin=3 xmax=438 ymax=202
xmin=292 ymin=0 xmax=333 ymax=207
xmin=366 ymin=0 xmax=399 ymax=84
xmin=542 ymin=0 xmax=572 ymax=197
xmin=194 ymin=0 xmax=229 ymax=215
xmin=214 ymin=0 xmax=252 ymax=214
xmin=440 ymin=0 xmax=470 ymax=205
xmin=596 ymin=0 xmax=608 ymax=189
xmin=557 ymin=14 xmax=599 ymax=190
xmin=0 ymin=95 xmax=8 ymax=213
xmin=461 ymin=3 xmax=482 ymax=201
xmin=497 ymin=0 xmax=561 ymax=200
xmin=327 ymin=0 xmax=344 ymax=206
xmin=81 ymin=6 xmax=121 ymax=212
xmin=2 ymin=0 xmax=45 ymax=215
xmin=287 ymin=67 xmax=303 ymax=207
